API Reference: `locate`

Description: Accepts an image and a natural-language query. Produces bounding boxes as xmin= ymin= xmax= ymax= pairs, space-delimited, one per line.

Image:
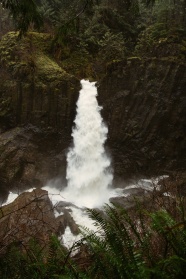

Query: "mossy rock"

xmin=61 ymin=50 xmax=94 ymax=79
xmin=0 ymin=31 xmax=52 ymax=56
xmin=0 ymin=32 xmax=79 ymax=131
xmin=0 ymin=31 xmax=74 ymax=82
xmin=35 ymin=52 xmax=70 ymax=82
xmin=0 ymin=98 xmax=11 ymax=117
xmin=26 ymin=32 xmax=53 ymax=53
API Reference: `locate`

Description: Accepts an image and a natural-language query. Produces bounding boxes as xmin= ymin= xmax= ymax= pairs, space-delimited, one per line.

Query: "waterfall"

xmin=64 ymin=79 xmax=113 ymax=208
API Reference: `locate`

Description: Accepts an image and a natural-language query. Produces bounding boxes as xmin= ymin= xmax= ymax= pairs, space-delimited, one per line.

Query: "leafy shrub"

xmin=0 ymin=235 xmax=79 ymax=279
xmin=1 ymin=179 xmax=186 ymax=279
xmin=79 ymin=191 xmax=186 ymax=279
xmin=97 ymin=31 xmax=126 ymax=62
xmin=134 ymin=22 xmax=186 ymax=59
xmin=134 ymin=23 xmax=169 ymax=56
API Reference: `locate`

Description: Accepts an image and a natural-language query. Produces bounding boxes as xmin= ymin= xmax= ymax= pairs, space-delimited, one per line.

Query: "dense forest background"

xmin=0 ymin=0 xmax=185 ymax=79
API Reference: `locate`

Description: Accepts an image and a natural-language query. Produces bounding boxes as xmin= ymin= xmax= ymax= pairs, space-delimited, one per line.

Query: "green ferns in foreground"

xmin=83 ymin=203 xmax=186 ymax=279
xmin=1 ymin=195 xmax=186 ymax=278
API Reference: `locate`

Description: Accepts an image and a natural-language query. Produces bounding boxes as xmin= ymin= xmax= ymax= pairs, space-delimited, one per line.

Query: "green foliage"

xmin=134 ymin=21 xmax=186 ymax=59
xmin=1 ymin=194 xmax=186 ymax=278
xmin=152 ymin=0 xmax=185 ymax=28
xmin=133 ymin=0 xmax=186 ymax=59
xmin=149 ymin=209 xmax=186 ymax=278
xmin=81 ymin=205 xmax=149 ymax=279
xmin=50 ymin=2 xmax=135 ymax=79
xmin=79 ymin=199 xmax=186 ymax=279
xmin=0 ymin=235 xmax=79 ymax=279
xmin=1 ymin=0 xmax=185 ymax=65
xmin=1 ymin=0 xmax=43 ymax=35
xmin=135 ymin=22 xmax=168 ymax=54
xmin=97 ymin=31 xmax=126 ymax=62
xmin=0 ymin=5 xmax=14 ymax=36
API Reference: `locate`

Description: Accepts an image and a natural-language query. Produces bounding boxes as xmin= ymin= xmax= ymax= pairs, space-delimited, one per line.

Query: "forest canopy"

xmin=1 ymin=0 xmax=185 ymax=35
xmin=0 ymin=0 xmax=185 ymax=78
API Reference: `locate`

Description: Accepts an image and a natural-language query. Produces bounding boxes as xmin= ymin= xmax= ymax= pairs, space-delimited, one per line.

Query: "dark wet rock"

xmin=159 ymin=171 xmax=186 ymax=196
xmin=122 ymin=187 xmax=147 ymax=196
xmin=110 ymin=172 xmax=186 ymax=210
xmin=0 ymin=125 xmax=69 ymax=200
xmin=0 ymin=189 xmax=64 ymax=252
xmin=55 ymin=201 xmax=82 ymax=235
xmin=98 ymin=58 xmax=186 ymax=178
xmin=0 ymin=188 xmax=81 ymax=254
xmin=110 ymin=186 xmax=151 ymax=209
xmin=56 ymin=201 xmax=77 ymax=211
xmin=55 ymin=201 xmax=80 ymax=235
xmin=56 ymin=208 xmax=79 ymax=235
xmin=109 ymin=196 xmax=139 ymax=209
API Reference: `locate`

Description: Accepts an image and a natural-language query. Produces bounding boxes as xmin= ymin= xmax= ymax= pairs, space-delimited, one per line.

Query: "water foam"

xmin=2 ymin=80 xmax=168 ymax=249
xmin=63 ymin=79 xmax=113 ymax=208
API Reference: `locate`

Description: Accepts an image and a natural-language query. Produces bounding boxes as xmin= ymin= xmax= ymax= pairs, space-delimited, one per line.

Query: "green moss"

xmin=0 ymin=98 xmax=11 ymax=117
xmin=35 ymin=52 xmax=70 ymax=82
xmin=26 ymin=32 xmax=53 ymax=53
xmin=0 ymin=31 xmax=52 ymax=54
xmin=61 ymin=50 xmax=93 ymax=79
xmin=180 ymin=40 xmax=186 ymax=57
xmin=0 ymin=31 xmax=74 ymax=83
xmin=127 ymin=57 xmax=142 ymax=61
xmin=0 ymin=203 xmax=15 ymax=219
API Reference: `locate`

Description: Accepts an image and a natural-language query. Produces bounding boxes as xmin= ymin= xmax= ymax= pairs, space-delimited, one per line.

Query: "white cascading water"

xmin=63 ymin=79 xmax=113 ymax=208
xmin=2 ymin=79 xmax=168 ymax=247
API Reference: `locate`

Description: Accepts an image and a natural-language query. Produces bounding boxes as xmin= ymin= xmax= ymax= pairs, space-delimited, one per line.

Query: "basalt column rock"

xmin=0 ymin=32 xmax=79 ymax=196
xmin=0 ymin=32 xmax=79 ymax=133
xmin=98 ymin=58 xmax=186 ymax=177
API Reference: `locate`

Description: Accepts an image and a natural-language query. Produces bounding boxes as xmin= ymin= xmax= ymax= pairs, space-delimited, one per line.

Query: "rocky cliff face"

xmin=0 ymin=32 xmax=186 ymax=196
xmin=0 ymin=32 xmax=79 ymax=199
xmin=98 ymin=58 xmax=186 ymax=178
xmin=0 ymin=32 xmax=79 ymax=132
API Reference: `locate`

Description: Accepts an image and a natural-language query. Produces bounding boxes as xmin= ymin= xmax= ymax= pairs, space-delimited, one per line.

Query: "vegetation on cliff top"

xmin=0 ymin=0 xmax=185 ymax=80
xmin=0 ymin=31 xmax=69 ymax=80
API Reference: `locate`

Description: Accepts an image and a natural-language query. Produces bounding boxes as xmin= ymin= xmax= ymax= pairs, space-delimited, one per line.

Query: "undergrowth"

xmin=0 ymin=182 xmax=186 ymax=279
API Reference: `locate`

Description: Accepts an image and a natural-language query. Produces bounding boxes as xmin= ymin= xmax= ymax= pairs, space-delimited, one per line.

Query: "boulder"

xmin=0 ymin=125 xmax=68 ymax=201
xmin=0 ymin=189 xmax=74 ymax=253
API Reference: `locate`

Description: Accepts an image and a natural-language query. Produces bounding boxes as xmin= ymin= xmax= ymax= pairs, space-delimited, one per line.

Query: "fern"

xmin=77 ymin=200 xmax=186 ymax=279
xmin=81 ymin=205 xmax=149 ymax=279
xmin=1 ymin=192 xmax=186 ymax=278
